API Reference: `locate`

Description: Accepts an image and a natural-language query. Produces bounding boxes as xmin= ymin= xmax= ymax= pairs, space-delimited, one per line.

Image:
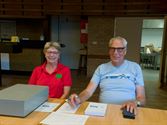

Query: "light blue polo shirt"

xmin=91 ymin=60 xmax=144 ymax=104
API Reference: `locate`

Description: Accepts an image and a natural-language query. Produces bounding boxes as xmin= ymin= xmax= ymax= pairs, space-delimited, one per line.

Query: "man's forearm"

xmin=136 ymin=97 xmax=146 ymax=106
xmin=78 ymin=89 xmax=92 ymax=103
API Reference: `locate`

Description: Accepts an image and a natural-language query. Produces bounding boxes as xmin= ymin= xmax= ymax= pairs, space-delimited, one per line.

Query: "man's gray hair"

xmin=108 ymin=36 xmax=128 ymax=48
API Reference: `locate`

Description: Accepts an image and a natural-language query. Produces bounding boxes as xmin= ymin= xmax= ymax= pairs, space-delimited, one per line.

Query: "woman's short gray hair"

xmin=44 ymin=41 xmax=61 ymax=52
xmin=108 ymin=36 xmax=128 ymax=48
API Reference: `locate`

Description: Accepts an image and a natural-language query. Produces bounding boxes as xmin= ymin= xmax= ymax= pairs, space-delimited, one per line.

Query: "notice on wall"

xmin=1 ymin=53 xmax=10 ymax=70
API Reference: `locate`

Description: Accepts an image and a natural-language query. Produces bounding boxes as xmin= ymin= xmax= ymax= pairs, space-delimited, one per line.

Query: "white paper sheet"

xmin=35 ymin=102 xmax=60 ymax=112
xmin=40 ymin=112 xmax=89 ymax=125
xmin=56 ymin=102 xmax=80 ymax=114
xmin=84 ymin=102 xmax=107 ymax=117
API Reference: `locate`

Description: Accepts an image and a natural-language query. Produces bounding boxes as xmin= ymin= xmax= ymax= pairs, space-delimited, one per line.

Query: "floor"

xmin=1 ymin=69 xmax=167 ymax=110
xmin=142 ymin=69 xmax=167 ymax=110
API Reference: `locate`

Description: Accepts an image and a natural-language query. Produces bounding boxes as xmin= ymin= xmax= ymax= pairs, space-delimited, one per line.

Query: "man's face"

xmin=109 ymin=39 xmax=126 ymax=66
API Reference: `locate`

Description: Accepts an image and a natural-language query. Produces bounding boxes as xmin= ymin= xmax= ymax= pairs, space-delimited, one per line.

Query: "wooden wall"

xmin=87 ymin=17 xmax=143 ymax=77
xmin=10 ymin=48 xmax=44 ymax=71
xmin=16 ymin=20 xmax=43 ymax=40
xmin=0 ymin=20 xmax=45 ymax=71
xmin=115 ymin=17 xmax=143 ymax=63
xmin=87 ymin=16 xmax=114 ymax=77
xmin=0 ymin=0 xmax=166 ymax=18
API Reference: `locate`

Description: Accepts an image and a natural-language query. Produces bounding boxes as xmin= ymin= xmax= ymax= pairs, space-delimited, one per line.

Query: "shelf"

xmin=20 ymin=40 xmax=45 ymax=49
xmin=0 ymin=42 xmax=22 ymax=53
xmin=0 ymin=40 xmax=45 ymax=53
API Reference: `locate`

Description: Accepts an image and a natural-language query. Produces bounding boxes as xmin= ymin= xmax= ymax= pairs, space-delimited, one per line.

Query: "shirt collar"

xmin=41 ymin=62 xmax=64 ymax=74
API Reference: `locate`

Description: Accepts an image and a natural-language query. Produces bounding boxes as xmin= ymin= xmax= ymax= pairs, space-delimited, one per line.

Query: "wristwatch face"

xmin=137 ymin=101 xmax=141 ymax=107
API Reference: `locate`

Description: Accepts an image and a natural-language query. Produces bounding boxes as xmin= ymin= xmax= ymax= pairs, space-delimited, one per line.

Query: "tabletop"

xmin=0 ymin=98 xmax=167 ymax=125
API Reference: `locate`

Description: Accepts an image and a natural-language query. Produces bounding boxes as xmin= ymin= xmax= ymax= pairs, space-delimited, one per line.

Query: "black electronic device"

xmin=122 ymin=108 xmax=135 ymax=119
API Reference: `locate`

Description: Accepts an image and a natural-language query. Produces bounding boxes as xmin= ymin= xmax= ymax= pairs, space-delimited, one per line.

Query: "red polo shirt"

xmin=28 ymin=62 xmax=72 ymax=98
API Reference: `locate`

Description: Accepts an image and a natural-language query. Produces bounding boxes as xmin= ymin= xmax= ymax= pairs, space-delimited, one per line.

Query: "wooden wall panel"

xmin=105 ymin=0 xmax=124 ymax=1
xmin=0 ymin=3 xmax=3 ymax=15
xmin=0 ymin=0 xmax=167 ymax=17
xmin=63 ymin=0 xmax=81 ymax=2
xmin=9 ymin=48 xmax=43 ymax=71
xmin=87 ymin=16 xmax=115 ymax=77
xmin=46 ymin=0 xmax=61 ymax=15
xmin=1 ymin=0 xmax=22 ymax=16
xmin=114 ymin=17 xmax=143 ymax=63
xmin=83 ymin=0 xmax=103 ymax=2
xmin=87 ymin=58 xmax=109 ymax=77
xmin=63 ymin=5 xmax=81 ymax=11
xmin=16 ymin=20 xmax=43 ymax=40
xmin=0 ymin=0 xmax=45 ymax=18
xmin=23 ymin=0 xmax=42 ymax=2
xmin=3 ymin=3 xmax=22 ymax=16
xmin=3 ymin=0 xmax=21 ymax=2
xmin=88 ymin=17 xmax=114 ymax=55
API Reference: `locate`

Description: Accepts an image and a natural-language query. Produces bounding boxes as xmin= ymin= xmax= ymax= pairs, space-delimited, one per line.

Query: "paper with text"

xmin=56 ymin=102 xmax=80 ymax=114
xmin=35 ymin=102 xmax=60 ymax=112
xmin=84 ymin=102 xmax=107 ymax=116
xmin=40 ymin=112 xmax=89 ymax=125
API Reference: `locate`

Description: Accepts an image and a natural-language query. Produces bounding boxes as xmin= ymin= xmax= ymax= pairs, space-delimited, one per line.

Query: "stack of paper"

xmin=40 ymin=112 xmax=89 ymax=125
xmin=84 ymin=102 xmax=107 ymax=117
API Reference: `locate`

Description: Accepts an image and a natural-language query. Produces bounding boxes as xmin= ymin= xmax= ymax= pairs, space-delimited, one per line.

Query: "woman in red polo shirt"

xmin=28 ymin=42 xmax=72 ymax=99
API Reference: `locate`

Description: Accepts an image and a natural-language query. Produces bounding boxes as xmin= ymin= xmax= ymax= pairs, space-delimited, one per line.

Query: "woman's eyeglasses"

xmin=46 ymin=51 xmax=59 ymax=55
xmin=109 ymin=47 xmax=125 ymax=53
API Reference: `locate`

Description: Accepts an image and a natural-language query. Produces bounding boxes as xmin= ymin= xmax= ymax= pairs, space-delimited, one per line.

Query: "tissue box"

xmin=0 ymin=84 xmax=48 ymax=117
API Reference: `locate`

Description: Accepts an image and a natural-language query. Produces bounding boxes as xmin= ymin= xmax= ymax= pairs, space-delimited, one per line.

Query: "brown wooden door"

xmin=160 ymin=16 xmax=167 ymax=88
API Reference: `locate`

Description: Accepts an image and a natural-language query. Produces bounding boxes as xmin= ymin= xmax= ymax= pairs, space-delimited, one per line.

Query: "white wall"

xmin=51 ymin=16 xmax=82 ymax=69
xmin=141 ymin=19 xmax=164 ymax=48
xmin=141 ymin=28 xmax=163 ymax=48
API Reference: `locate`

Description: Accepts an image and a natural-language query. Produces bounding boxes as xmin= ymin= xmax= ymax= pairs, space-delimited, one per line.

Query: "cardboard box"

xmin=0 ymin=84 xmax=48 ymax=117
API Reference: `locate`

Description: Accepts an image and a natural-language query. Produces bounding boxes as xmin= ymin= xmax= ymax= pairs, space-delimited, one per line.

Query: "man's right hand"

xmin=67 ymin=93 xmax=81 ymax=107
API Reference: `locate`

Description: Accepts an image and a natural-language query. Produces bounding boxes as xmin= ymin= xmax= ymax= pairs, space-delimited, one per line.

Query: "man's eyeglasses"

xmin=109 ymin=47 xmax=125 ymax=53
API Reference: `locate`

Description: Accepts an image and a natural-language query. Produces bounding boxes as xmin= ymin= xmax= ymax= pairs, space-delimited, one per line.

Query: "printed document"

xmin=84 ymin=102 xmax=107 ymax=116
xmin=40 ymin=112 xmax=89 ymax=125
xmin=56 ymin=102 xmax=80 ymax=114
xmin=35 ymin=102 xmax=60 ymax=112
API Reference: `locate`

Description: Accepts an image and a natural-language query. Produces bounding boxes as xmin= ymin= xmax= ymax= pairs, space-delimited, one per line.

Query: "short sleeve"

xmin=90 ymin=65 xmax=102 ymax=85
xmin=135 ymin=64 xmax=144 ymax=86
xmin=28 ymin=67 xmax=41 ymax=85
xmin=62 ymin=67 xmax=72 ymax=86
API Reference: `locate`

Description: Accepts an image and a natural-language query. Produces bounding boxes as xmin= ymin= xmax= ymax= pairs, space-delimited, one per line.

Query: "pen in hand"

xmin=67 ymin=94 xmax=80 ymax=108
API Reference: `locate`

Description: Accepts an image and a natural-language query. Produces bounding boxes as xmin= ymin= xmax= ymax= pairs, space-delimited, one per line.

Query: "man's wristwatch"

xmin=136 ymin=100 xmax=141 ymax=107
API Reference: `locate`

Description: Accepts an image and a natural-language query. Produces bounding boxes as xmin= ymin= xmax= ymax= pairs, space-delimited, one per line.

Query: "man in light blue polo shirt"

xmin=69 ymin=36 xmax=146 ymax=114
xmin=92 ymin=59 xmax=144 ymax=104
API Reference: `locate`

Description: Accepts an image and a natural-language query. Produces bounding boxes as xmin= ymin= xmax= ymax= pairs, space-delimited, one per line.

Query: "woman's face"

xmin=44 ymin=47 xmax=60 ymax=64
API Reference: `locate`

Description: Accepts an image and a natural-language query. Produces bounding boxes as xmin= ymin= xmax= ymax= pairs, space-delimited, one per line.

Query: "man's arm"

xmin=68 ymin=81 xmax=98 ymax=107
xmin=136 ymin=85 xmax=146 ymax=106
xmin=121 ymin=85 xmax=146 ymax=115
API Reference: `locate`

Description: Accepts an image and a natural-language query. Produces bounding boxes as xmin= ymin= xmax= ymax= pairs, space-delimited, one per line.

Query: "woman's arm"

xmin=60 ymin=86 xmax=71 ymax=99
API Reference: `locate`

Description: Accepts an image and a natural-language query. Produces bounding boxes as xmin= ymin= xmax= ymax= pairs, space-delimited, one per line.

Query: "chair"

xmin=78 ymin=48 xmax=87 ymax=75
